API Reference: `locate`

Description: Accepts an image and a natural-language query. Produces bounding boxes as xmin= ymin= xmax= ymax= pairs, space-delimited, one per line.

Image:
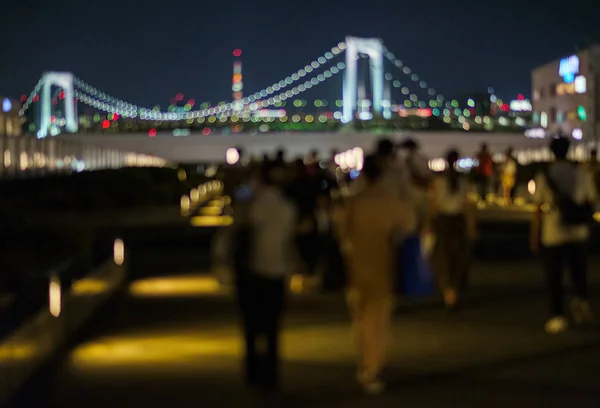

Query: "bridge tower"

xmin=232 ymin=49 xmax=243 ymax=112
xmin=38 ymin=72 xmax=78 ymax=138
xmin=342 ymin=36 xmax=388 ymax=123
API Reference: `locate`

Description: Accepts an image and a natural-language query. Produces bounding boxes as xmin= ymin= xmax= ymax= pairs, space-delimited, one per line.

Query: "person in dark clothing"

xmin=474 ymin=143 xmax=493 ymax=201
xmin=285 ymin=159 xmax=321 ymax=276
xmin=226 ymin=162 xmax=296 ymax=403
xmin=531 ymin=137 xmax=596 ymax=334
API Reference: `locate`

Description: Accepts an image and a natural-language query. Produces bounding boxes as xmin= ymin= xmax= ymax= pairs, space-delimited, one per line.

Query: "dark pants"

xmin=432 ymin=214 xmax=471 ymax=294
xmin=475 ymin=173 xmax=489 ymax=201
xmin=236 ymin=273 xmax=285 ymax=390
xmin=297 ymin=233 xmax=320 ymax=275
xmin=543 ymin=242 xmax=588 ymax=316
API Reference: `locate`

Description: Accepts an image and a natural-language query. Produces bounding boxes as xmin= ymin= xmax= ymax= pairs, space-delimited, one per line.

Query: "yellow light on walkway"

xmin=208 ymin=199 xmax=224 ymax=207
xmin=128 ymin=275 xmax=224 ymax=297
xmin=200 ymin=206 xmax=223 ymax=216
xmin=177 ymin=168 xmax=187 ymax=181
xmin=528 ymin=180 xmax=536 ymax=195
xmin=190 ymin=188 xmax=200 ymax=203
xmin=70 ymin=335 xmax=240 ymax=367
xmin=180 ymin=195 xmax=190 ymax=215
xmin=289 ymin=274 xmax=305 ymax=294
xmin=190 ymin=215 xmax=233 ymax=227
xmin=0 ymin=343 xmax=37 ymax=362
xmin=71 ymin=278 xmax=109 ymax=296
xmin=49 ymin=276 xmax=61 ymax=317
xmin=113 ymin=239 xmax=125 ymax=266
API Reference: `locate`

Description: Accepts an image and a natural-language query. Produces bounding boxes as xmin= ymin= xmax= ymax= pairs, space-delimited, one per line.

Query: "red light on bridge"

xmin=32 ymin=94 xmax=39 ymax=102
xmin=233 ymin=49 xmax=242 ymax=57
xmin=113 ymin=113 xmax=120 ymax=120
xmin=187 ymin=99 xmax=195 ymax=106
xmin=59 ymin=91 xmax=65 ymax=100
xmin=500 ymin=104 xmax=510 ymax=112
xmin=101 ymin=120 xmax=110 ymax=129
xmin=417 ymin=108 xmax=432 ymax=117
xmin=202 ymin=128 xmax=211 ymax=136
xmin=50 ymin=115 xmax=56 ymax=124
xmin=148 ymin=128 xmax=157 ymax=137
xmin=518 ymin=94 xmax=524 ymax=100
xmin=20 ymin=95 xmax=26 ymax=103
xmin=175 ymin=93 xmax=184 ymax=102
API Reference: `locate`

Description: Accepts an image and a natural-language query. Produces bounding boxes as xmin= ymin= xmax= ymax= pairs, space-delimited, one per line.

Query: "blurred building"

xmin=531 ymin=45 xmax=600 ymax=141
xmin=0 ymin=97 xmax=21 ymax=137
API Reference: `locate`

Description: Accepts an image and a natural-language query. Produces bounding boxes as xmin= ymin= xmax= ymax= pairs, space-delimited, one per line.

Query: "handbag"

xmin=398 ymin=235 xmax=435 ymax=297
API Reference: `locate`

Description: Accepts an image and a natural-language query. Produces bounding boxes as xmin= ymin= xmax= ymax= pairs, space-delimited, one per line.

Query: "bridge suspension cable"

xmin=383 ymin=49 xmax=444 ymax=103
xmin=73 ymin=60 xmax=347 ymax=121
xmin=66 ymin=42 xmax=347 ymax=122
xmin=21 ymin=38 xmax=452 ymax=128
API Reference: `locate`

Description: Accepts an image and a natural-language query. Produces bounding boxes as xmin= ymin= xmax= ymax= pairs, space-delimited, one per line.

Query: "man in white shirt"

xmin=231 ymin=162 xmax=296 ymax=398
xmin=531 ymin=136 xmax=596 ymax=334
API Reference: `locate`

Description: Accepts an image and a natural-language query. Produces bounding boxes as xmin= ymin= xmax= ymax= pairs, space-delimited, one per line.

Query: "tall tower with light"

xmin=232 ymin=49 xmax=243 ymax=112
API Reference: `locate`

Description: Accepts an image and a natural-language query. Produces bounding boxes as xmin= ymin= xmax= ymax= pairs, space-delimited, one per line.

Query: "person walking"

xmin=530 ymin=136 xmax=596 ymax=334
xmin=341 ymin=155 xmax=415 ymax=394
xmin=427 ymin=149 xmax=477 ymax=310
xmin=226 ymin=162 xmax=297 ymax=403
xmin=501 ymin=147 xmax=517 ymax=204
xmin=398 ymin=138 xmax=433 ymax=231
xmin=474 ymin=143 xmax=494 ymax=201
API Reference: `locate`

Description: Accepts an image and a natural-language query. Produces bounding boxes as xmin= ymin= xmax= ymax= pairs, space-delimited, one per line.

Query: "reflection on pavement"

xmin=128 ymin=275 xmax=227 ymax=297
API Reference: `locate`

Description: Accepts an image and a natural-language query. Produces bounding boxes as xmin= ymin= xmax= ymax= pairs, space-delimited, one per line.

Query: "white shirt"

xmin=249 ymin=187 xmax=297 ymax=278
xmin=432 ymin=174 xmax=469 ymax=215
xmin=533 ymin=161 xmax=596 ymax=247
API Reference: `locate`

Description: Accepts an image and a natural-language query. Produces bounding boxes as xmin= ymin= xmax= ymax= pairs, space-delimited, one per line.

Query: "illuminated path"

xmin=59 ymin=131 xmax=549 ymax=163
xmin=10 ymin=257 xmax=600 ymax=407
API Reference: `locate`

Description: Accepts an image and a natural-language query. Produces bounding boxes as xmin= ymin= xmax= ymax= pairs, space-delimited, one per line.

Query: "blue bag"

xmin=399 ymin=235 xmax=435 ymax=297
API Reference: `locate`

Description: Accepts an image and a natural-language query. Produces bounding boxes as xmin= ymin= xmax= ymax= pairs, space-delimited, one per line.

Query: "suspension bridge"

xmin=15 ymin=36 xmax=551 ymax=164
xmin=21 ymin=37 xmax=524 ymax=136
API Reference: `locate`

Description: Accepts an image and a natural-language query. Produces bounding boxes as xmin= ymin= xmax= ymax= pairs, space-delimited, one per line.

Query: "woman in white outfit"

xmin=427 ymin=149 xmax=477 ymax=309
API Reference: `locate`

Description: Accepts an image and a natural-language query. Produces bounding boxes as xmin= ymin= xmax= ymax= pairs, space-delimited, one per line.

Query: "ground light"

xmin=128 ymin=275 xmax=224 ymax=297
xmin=189 ymin=215 xmax=233 ymax=227
xmin=70 ymin=278 xmax=109 ymax=296
xmin=49 ymin=275 xmax=61 ymax=317
xmin=70 ymin=334 xmax=240 ymax=367
xmin=190 ymin=188 xmax=200 ymax=203
xmin=180 ymin=195 xmax=190 ymax=215
xmin=528 ymin=180 xmax=536 ymax=195
xmin=114 ymin=238 xmax=125 ymax=266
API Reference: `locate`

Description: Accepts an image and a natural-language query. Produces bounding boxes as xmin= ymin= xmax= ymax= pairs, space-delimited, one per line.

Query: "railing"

xmin=0 ymin=240 xmax=128 ymax=406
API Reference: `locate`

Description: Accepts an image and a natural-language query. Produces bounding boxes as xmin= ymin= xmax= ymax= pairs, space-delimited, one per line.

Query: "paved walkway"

xmin=12 ymin=259 xmax=600 ymax=407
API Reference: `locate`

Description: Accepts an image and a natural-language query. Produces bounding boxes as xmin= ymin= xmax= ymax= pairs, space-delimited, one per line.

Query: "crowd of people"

xmin=473 ymin=143 xmax=519 ymax=204
xmin=212 ymin=135 xmax=597 ymax=405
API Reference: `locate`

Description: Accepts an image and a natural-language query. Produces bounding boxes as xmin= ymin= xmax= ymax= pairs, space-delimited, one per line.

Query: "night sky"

xmin=0 ymin=0 xmax=598 ymax=107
